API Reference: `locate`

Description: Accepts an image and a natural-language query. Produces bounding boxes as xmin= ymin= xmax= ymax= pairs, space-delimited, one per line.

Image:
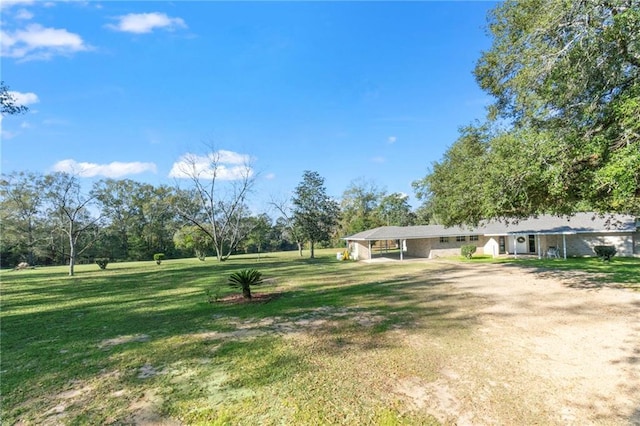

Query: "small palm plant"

xmin=228 ymin=269 xmax=264 ymax=299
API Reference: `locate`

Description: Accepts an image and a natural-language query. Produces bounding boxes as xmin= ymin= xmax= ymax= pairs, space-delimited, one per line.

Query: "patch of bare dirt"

xmin=214 ymin=292 xmax=283 ymax=304
xmin=394 ymin=375 xmax=476 ymax=425
xmin=194 ymin=306 xmax=386 ymax=342
xmin=98 ymin=333 xmax=150 ymax=349
xmin=123 ymin=389 xmax=180 ymax=426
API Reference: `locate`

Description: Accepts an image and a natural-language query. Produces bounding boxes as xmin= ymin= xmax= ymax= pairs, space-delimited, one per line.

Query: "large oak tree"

xmin=415 ymin=0 xmax=639 ymax=225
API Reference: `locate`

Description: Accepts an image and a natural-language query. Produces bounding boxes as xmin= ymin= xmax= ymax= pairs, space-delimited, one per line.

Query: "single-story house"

xmin=343 ymin=213 xmax=640 ymax=260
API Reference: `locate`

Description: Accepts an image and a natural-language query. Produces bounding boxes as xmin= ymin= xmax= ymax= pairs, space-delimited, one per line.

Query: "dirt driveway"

xmin=404 ymin=261 xmax=640 ymax=425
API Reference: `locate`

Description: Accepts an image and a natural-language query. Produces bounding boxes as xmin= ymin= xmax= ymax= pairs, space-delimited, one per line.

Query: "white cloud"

xmin=0 ymin=116 xmax=11 ymax=140
xmin=1 ymin=115 xmax=17 ymax=140
xmin=8 ymin=90 xmax=39 ymax=106
xmin=169 ymin=151 xmax=254 ymax=180
xmin=371 ymin=156 xmax=386 ymax=164
xmin=1 ymin=131 xmax=17 ymax=139
xmin=0 ymin=0 xmax=35 ymax=9
xmin=15 ymin=8 xmax=34 ymax=20
xmin=42 ymin=118 xmax=69 ymax=126
xmin=216 ymin=149 xmax=251 ymax=164
xmin=52 ymin=159 xmax=157 ymax=178
xmin=107 ymin=12 xmax=187 ymax=34
xmin=1 ymin=24 xmax=89 ymax=60
xmin=264 ymin=173 xmax=276 ymax=180
xmin=388 ymin=136 xmax=397 ymax=144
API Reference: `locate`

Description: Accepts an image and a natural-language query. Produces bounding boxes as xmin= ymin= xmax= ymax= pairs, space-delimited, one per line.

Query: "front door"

xmin=515 ymin=235 xmax=528 ymax=253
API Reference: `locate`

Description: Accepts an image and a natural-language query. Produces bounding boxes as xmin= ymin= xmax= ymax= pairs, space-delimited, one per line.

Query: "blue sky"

xmin=1 ymin=0 xmax=496 ymax=211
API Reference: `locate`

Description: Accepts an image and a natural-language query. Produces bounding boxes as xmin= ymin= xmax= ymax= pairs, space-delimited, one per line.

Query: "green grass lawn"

xmin=461 ymin=255 xmax=639 ymax=290
xmin=449 ymin=253 xmax=639 ymax=290
xmin=1 ymin=250 xmax=638 ymax=424
xmin=508 ymin=256 xmax=640 ymax=289
xmin=1 ymin=250 xmax=447 ymax=425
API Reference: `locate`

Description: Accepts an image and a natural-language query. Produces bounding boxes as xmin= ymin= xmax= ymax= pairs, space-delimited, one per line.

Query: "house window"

xmin=456 ymin=236 xmax=466 ymax=242
xmin=469 ymin=235 xmax=479 ymax=241
xmin=439 ymin=236 xmax=449 ymax=243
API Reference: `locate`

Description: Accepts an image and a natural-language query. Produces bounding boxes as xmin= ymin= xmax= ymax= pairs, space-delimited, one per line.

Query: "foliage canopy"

xmin=0 ymin=81 xmax=28 ymax=116
xmin=415 ymin=0 xmax=640 ymax=225
xmin=292 ymin=171 xmax=340 ymax=258
xmin=227 ymin=268 xmax=264 ymax=299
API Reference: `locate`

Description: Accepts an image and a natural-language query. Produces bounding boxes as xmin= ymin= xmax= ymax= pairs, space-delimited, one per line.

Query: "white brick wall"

xmin=407 ymin=237 xmax=486 ymax=259
xmin=349 ymin=230 xmax=639 ymax=260
xmin=565 ymin=233 xmax=634 ymax=257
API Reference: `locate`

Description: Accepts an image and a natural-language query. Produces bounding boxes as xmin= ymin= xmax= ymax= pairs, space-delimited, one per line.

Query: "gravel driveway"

xmin=409 ymin=261 xmax=640 ymax=425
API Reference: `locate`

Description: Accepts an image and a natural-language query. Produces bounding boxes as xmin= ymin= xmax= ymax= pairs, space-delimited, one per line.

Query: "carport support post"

xmin=368 ymin=241 xmax=372 ymax=260
xmin=400 ymin=239 xmax=404 ymax=261
xmin=562 ymin=233 xmax=567 ymax=260
xmin=513 ymin=236 xmax=518 ymax=258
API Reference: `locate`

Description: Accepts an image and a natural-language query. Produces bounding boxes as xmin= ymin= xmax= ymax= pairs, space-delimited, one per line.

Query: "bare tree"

xmin=172 ymin=148 xmax=257 ymax=261
xmin=269 ymin=195 xmax=304 ymax=257
xmin=45 ymin=172 xmax=102 ymax=276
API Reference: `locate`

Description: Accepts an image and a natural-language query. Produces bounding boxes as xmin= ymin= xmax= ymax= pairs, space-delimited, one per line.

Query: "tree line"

xmin=0 ymin=169 xmax=424 ymax=274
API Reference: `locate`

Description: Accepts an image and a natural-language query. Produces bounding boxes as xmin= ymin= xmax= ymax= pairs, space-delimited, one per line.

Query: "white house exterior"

xmin=344 ymin=213 xmax=639 ymax=261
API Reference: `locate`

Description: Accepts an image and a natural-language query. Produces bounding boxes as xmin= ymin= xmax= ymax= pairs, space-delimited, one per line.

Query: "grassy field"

xmin=1 ymin=250 xmax=638 ymax=425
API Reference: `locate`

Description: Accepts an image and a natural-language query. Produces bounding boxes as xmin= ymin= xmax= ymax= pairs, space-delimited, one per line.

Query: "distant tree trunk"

xmin=68 ymin=238 xmax=76 ymax=276
xmin=310 ymin=240 xmax=315 ymax=259
xmin=297 ymin=242 xmax=303 ymax=257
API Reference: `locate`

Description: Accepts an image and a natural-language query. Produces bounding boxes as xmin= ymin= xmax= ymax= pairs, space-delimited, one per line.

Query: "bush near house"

xmin=461 ymin=244 xmax=477 ymax=259
xmin=593 ymin=245 xmax=616 ymax=261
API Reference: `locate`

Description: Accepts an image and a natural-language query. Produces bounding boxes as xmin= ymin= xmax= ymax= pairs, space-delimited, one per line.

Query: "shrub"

xmin=461 ymin=244 xmax=477 ymax=259
xmin=205 ymin=288 xmax=220 ymax=303
xmin=593 ymin=245 xmax=616 ymax=261
xmin=153 ymin=253 xmax=165 ymax=265
xmin=95 ymin=258 xmax=109 ymax=270
xmin=228 ymin=269 xmax=264 ymax=299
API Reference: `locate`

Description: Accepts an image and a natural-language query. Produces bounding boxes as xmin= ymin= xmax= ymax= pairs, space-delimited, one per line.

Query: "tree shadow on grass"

xmin=0 ymin=258 xmax=475 ymax=424
xmin=500 ymin=258 xmax=640 ymax=290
